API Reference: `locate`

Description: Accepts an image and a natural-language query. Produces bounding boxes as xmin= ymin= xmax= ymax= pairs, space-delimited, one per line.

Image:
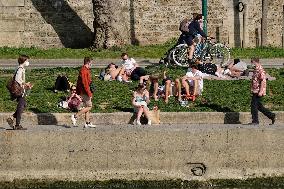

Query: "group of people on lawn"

xmin=6 ymin=10 xmax=274 ymax=129
xmin=7 ymin=53 xmax=275 ymax=129
xmin=98 ymin=52 xmax=251 ymax=125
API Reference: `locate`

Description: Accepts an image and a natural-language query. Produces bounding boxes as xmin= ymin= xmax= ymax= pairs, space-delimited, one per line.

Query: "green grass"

xmin=0 ymin=41 xmax=283 ymax=59
xmin=0 ymin=65 xmax=283 ymax=113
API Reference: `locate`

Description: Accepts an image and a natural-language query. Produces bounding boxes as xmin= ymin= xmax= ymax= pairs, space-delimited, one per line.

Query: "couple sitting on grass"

xmin=102 ymin=52 xmax=146 ymax=82
xmin=139 ymin=64 xmax=204 ymax=104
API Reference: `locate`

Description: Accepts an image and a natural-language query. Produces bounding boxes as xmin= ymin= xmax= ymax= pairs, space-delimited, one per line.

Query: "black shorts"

xmin=130 ymin=67 xmax=146 ymax=81
xmin=162 ymin=77 xmax=172 ymax=85
xmin=178 ymin=33 xmax=194 ymax=46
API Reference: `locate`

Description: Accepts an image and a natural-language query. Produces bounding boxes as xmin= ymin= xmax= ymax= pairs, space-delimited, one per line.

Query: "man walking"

xmin=248 ymin=57 xmax=276 ymax=125
xmin=71 ymin=57 xmax=96 ymax=128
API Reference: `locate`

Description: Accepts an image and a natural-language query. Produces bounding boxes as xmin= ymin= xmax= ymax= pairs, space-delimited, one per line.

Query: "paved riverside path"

xmin=0 ymin=123 xmax=282 ymax=131
xmin=0 ymin=58 xmax=284 ymax=69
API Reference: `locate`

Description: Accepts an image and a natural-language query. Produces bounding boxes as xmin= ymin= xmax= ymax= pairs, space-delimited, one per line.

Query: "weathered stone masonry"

xmin=0 ymin=0 xmax=283 ymax=48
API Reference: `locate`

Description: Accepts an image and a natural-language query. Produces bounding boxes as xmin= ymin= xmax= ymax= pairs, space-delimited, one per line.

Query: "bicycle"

xmin=163 ymin=37 xmax=230 ymax=67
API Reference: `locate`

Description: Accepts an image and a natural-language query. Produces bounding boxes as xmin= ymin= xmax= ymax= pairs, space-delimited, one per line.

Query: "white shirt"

xmin=121 ymin=58 xmax=136 ymax=71
xmin=233 ymin=61 xmax=247 ymax=72
xmin=186 ymin=70 xmax=204 ymax=93
xmin=14 ymin=65 xmax=25 ymax=87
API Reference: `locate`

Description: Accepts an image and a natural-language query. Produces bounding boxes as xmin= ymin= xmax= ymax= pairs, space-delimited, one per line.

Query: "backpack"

xmin=54 ymin=75 xmax=70 ymax=91
xmin=179 ymin=18 xmax=190 ymax=33
xmin=6 ymin=67 xmax=24 ymax=99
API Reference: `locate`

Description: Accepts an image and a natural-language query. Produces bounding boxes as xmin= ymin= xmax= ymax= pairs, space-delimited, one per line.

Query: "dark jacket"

xmin=188 ymin=20 xmax=207 ymax=38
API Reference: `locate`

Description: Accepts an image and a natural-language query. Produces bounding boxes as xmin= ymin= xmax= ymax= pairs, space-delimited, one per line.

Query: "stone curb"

xmin=0 ymin=111 xmax=283 ymax=127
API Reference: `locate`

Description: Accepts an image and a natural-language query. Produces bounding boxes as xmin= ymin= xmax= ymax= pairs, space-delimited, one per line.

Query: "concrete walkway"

xmin=0 ymin=111 xmax=283 ymax=127
xmin=0 ymin=58 xmax=284 ymax=69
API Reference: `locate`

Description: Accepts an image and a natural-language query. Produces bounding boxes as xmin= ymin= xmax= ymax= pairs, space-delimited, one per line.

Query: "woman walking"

xmin=7 ymin=55 xmax=33 ymax=130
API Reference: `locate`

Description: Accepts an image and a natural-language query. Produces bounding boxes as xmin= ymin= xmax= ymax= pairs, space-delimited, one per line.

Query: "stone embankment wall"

xmin=1 ymin=124 xmax=284 ymax=181
xmin=0 ymin=0 xmax=283 ymax=48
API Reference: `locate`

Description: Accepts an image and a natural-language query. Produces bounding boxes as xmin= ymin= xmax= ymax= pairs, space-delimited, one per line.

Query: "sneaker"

xmin=147 ymin=120 xmax=152 ymax=125
xmin=71 ymin=114 xmax=77 ymax=126
xmin=85 ymin=122 xmax=96 ymax=128
xmin=223 ymin=69 xmax=231 ymax=75
xmin=85 ymin=123 xmax=97 ymax=128
xmin=117 ymin=76 xmax=123 ymax=82
xmin=14 ymin=125 xmax=27 ymax=130
xmin=136 ymin=119 xmax=141 ymax=125
xmin=6 ymin=116 xmax=14 ymax=129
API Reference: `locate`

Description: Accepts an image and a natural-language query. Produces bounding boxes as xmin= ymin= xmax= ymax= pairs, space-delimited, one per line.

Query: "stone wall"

xmin=93 ymin=0 xmax=284 ymax=48
xmin=0 ymin=0 xmax=283 ymax=48
xmin=0 ymin=0 xmax=94 ymax=48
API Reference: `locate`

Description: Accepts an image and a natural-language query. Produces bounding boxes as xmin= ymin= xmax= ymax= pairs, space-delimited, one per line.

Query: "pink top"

xmin=251 ymin=64 xmax=266 ymax=95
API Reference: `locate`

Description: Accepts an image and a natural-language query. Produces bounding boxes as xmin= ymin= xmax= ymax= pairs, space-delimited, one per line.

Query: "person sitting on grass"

xmin=139 ymin=71 xmax=172 ymax=103
xmin=103 ymin=63 xmax=123 ymax=81
xmin=132 ymin=83 xmax=151 ymax=125
xmin=176 ymin=64 xmax=204 ymax=101
xmin=54 ymin=75 xmax=72 ymax=93
xmin=67 ymin=85 xmax=83 ymax=112
xmin=142 ymin=70 xmax=185 ymax=103
xmin=117 ymin=53 xmax=146 ymax=82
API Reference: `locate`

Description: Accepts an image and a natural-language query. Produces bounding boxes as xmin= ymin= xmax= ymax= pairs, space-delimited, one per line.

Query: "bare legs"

xmin=75 ymin=106 xmax=92 ymax=123
xmin=136 ymin=106 xmax=150 ymax=122
xmin=188 ymin=44 xmax=196 ymax=60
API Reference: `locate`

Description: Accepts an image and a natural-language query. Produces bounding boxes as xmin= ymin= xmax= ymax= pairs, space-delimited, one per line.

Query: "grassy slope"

xmin=0 ymin=66 xmax=283 ymax=113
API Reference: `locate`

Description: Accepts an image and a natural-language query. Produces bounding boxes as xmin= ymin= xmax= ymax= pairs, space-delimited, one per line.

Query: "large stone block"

xmin=0 ymin=0 xmax=25 ymax=7
xmin=0 ymin=32 xmax=22 ymax=47
xmin=0 ymin=19 xmax=24 ymax=32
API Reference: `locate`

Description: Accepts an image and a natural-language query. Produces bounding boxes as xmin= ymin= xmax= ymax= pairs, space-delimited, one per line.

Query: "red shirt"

xmin=76 ymin=65 xmax=92 ymax=97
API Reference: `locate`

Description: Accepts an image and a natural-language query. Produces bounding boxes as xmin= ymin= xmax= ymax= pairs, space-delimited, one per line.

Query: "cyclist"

xmin=179 ymin=14 xmax=208 ymax=64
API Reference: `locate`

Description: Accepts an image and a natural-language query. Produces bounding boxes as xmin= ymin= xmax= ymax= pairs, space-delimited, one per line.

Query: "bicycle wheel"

xmin=172 ymin=44 xmax=189 ymax=67
xmin=209 ymin=43 xmax=230 ymax=67
xmin=192 ymin=43 xmax=204 ymax=61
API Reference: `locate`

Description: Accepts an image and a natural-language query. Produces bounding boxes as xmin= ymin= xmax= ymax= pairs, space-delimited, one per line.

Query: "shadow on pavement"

xmin=199 ymin=103 xmax=241 ymax=124
xmin=37 ymin=113 xmax=58 ymax=125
